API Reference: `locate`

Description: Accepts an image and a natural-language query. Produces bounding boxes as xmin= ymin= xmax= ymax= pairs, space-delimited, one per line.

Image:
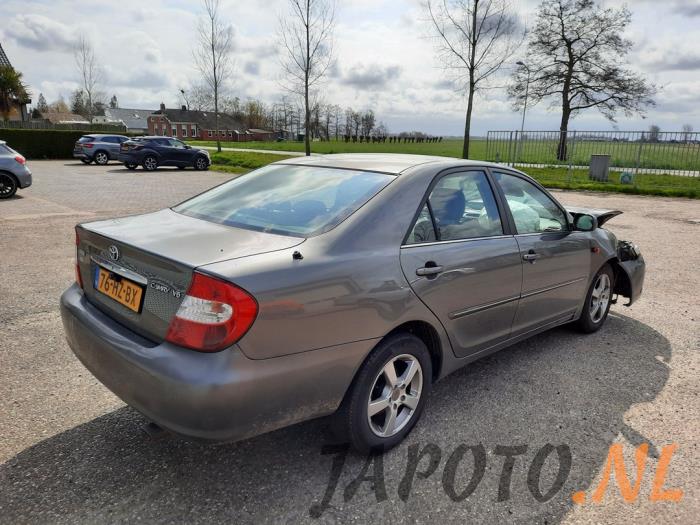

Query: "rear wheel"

xmin=194 ymin=155 xmax=209 ymax=171
xmin=575 ymin=264 xmax=614 ymax=333
xmin=80 ymin=158 xmax=92 ymax=164
xmin=94 ymin=151 xmax=109 ymax=165
xmin=0 ymin=172 xmax=18 ymax=199
xmin=333 ymin=333 xmax=432 ymax=453
xmin=125 ymin=163 xmax=138 ymax=170
xmin=142 ymin=155 xmax=158 ymax=171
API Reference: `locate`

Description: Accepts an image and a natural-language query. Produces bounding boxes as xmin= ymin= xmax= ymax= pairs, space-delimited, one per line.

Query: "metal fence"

xmin=0 ymin=120 xmax=127 ymax=133
xmin=486 ymin=130 xmax=700 ymax=178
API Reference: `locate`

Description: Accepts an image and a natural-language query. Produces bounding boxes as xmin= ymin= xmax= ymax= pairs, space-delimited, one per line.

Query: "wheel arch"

xmin=384 ymin=321 xmax=443 ymax=382
xmin=607 ymin=256 xmax=632 ymax=300
xmin=0 ymin=169 xmax=19 ymax=185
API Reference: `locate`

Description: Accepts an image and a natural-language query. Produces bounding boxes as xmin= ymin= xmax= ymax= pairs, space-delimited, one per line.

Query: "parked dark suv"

xmin=73 ymin=134 xmax=130 ymax=165
xmin=118 ymin=137 xmax=210 ymax=171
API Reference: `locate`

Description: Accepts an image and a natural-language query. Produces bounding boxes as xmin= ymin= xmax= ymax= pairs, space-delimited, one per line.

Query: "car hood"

xmin=80 ymin=208 xmax=304 ymax=267
xmin=566 ymin=206 xmax=623 ymax=227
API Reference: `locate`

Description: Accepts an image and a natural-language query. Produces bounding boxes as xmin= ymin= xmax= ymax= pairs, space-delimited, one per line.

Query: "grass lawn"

xmin=207 ymin=149 xmax=698 ymax=198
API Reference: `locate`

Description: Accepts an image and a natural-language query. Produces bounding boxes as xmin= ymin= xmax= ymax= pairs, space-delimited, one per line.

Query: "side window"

xmin=406 ymin=171 xmax=503 ymax=244
xmin=406 ymin=204 xmax=436 ymax=244
xmin=493 ymin=172 xmax=568 ymax=234
xmin=169 ymin=139 xmax=186 ymax=148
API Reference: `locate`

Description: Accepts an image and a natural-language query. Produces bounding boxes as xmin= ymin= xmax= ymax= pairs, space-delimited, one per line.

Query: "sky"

xmin=1 ymin=0 xmax=699 ymax=136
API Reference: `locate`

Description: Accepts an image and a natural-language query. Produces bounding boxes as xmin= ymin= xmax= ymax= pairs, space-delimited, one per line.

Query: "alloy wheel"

xmin=195 ymin=157 xmax=208 ymax=170
xmin=143 ymin=157 xmax=157 ymax=171
xmin=367 ymin=354 xmax=423 ymax=438
xmin=95 ymin=152 xmax=108 ymax=165
xmin=590 ymin=273 xmax=611 ymax=323
xmin=0 ymin=173 xmax=17 ymax=198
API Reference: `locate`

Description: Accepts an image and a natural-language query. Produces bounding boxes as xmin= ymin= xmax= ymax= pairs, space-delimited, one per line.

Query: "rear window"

xmin=0 ymin=144 xmax=12 ymax=154
xmin=78 ymin=136 xmax=95 ymax=143
xmin=173 ymin=165 xmax=394 ymax=237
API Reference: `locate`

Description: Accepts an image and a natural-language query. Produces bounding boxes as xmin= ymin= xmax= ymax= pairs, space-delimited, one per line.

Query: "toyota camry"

xmin=60 ymin=154 xmax=645 ymax=452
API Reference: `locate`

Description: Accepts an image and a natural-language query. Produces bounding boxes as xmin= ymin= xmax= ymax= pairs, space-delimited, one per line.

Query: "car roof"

xmin=83 ymin=134 xmax=128 ymax=138
xmin=274 ymin=153 xmax=510 ymax=175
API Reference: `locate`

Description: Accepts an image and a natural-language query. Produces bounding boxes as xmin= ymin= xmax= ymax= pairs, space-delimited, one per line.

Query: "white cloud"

xmin=0 ymin=0 xmax=696 ymax=135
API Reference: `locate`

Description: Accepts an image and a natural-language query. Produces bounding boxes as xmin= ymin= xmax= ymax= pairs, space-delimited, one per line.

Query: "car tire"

xmin=80 ymin=158 xmax=92 ymax=165
xmin=125 ymin=163 xmax=138 ymax=170
xmin=0 ymin=172 xmax=18 ymax=199
xmin=333 ymin=333 xmax=432 ymax=453
xmin=575 ymin=264 xmax=614 ymax=333
xmin=142 ymin=155 xmax=158 ymax=171
xmin=94 ymin=151 xmax=109 ymax=165
xmin=194 ymin=155 xmax=209 ymax=171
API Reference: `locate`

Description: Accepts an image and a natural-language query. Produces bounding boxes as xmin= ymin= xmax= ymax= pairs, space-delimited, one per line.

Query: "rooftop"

xmin=0 ymin=43 xmax=11 ymax=68
xmin=275 ymin=153 xmax=501 ymax=175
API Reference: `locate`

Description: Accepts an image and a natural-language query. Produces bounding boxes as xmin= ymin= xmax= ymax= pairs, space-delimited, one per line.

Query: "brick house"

xmin=148 ymin=104 xmax=275 ymax=142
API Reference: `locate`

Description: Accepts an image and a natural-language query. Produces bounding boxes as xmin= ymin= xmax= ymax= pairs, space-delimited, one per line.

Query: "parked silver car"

xmin=0 ymin=140 xmax=32 ymax=199
xmin=73 ymin=134 xmax=129 ymax=165
xmin=60 ymin=154 xmax=645 ymax=451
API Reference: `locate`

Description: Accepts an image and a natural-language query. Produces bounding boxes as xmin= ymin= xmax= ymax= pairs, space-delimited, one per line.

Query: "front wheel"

xmin=0 ymin=172 xmax=18 ymax=199
xmin=142 ymin=155 xmax=158 ymax=171
xmin=333 ymin=333 xmax=432 ymax=453
xmin=194 ymin=155 xmax=209 ymax=171
xmin=575 ymin=264 xmax=614 ymax=333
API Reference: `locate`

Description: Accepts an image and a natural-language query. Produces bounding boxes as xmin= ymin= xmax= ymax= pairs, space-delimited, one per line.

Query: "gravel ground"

xmin=0 ymin=160 xmax=698 ymax=524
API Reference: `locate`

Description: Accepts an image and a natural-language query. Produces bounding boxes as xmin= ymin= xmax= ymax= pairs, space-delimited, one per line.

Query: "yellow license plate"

xmin=94 ymin=267 xmax=144 ymax=313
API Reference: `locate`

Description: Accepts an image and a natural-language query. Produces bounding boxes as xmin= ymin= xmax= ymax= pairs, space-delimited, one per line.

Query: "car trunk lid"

xmin=76 ymin=209 xmax=303 ymax=342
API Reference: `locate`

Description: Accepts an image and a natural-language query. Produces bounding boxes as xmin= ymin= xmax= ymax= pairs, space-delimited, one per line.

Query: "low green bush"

xmin=0 ymin=129 xmax=86 ymax=159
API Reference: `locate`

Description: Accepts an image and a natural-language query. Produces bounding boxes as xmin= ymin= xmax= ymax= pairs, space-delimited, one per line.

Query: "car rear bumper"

xmin=73 ymin=151 xmax=90 ymax=160
xmin=117 ymin=153 xmax=141 ymax=164
xmin=60 ymin=284 xmax=373 ymax=442
xmin=13 ymin=165 xmax=32 ymax=188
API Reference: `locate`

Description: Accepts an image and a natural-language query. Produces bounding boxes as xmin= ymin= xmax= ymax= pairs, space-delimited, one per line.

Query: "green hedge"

xmin=0 ymin=129 xmax=86 ymax=159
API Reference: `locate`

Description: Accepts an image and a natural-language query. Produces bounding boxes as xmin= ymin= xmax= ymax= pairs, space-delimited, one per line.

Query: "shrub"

xmin=0 ymin=129 xmax=87 ymax=159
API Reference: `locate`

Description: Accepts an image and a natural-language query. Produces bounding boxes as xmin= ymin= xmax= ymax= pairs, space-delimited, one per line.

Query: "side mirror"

xmin=184 ymin=145 xmax=192 ymax=149
xmin=574 ymin=214 xmax=596 ymax=232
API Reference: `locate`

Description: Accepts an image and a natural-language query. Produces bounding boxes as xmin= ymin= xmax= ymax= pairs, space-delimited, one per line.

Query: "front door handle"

xmin=416 ymin=264 xmax=444 ymax=277
xmin=522 ymin=250 xmax=541 ymax=263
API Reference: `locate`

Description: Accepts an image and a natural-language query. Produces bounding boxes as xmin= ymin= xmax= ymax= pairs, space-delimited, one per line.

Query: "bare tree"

xmin=648 ymin=124 xmax=660 ymax=143
xmin=427 ymin=0 xmax=523 ymax=158
xmin=278 ymin=0 xmax=335 ymax=156
xmin=682 ymin=124 xmax=694 ymax=143
xmin=194 ymin=0 xmax=233 ymax=153
xmin=74 ymin=35 xmax=103 ymax=123
xmin=509 ymin=0 xmax=656 ymax=160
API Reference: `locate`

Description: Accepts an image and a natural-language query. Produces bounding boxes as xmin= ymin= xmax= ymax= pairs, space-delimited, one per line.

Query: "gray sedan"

xmin=60 ymin=154 xmax=645 ymax=452
xmin=0 ymin=140 xmax=32 ymax=199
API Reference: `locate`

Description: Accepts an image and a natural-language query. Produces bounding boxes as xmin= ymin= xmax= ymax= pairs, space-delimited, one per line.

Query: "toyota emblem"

xmin=108 ymin=245 xmax=120 ymax=261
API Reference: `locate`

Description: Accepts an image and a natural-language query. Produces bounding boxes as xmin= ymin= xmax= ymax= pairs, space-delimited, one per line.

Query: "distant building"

xmin=0 ymin=43 xmax=31 ymax=121
xmin=148 ymin=103 xmax=275 ymax=142
xmin=41 ymin=112 xmax=90 ymax=125
xmin=100 ymin=107 xmax=155 ymax=133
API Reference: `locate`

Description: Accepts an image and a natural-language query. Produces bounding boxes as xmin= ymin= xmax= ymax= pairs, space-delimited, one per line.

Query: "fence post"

xmin=634 ymin=139 xmax=643 ymax=186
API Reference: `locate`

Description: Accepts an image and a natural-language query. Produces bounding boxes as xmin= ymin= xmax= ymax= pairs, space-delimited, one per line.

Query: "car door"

xmin=167 ymin=139 xmax=192 ymax=165
xmin=491 ymin=171 xmax=591 ymax=335
xmin=103 ymin=136 xmax=121 ymax=159
xmin=400 ymin=169 xmax=522 ymax=358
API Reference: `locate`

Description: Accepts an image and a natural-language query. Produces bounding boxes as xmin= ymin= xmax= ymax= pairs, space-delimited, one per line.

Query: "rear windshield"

xmin=173 ymin=164 xmax=394 ymax=237
xmin=0 ymin=144 xmax=12 ymax=154
xmin=78 ymin=136 xmax=95 ymax=143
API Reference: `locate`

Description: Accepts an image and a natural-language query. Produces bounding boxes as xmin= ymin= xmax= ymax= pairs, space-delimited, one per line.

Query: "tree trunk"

xmin=304 ymin=1 xmax=311 ymax=156
xmin=463 ymin=84 xmax=475 ymax=159
xmin=557 ymin=107 xmax=570 ymax=161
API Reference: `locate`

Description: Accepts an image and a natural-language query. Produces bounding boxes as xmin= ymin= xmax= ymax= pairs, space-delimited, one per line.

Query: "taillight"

xmin=165 ymin=272 xmax=258 ymax=352
xmin=75 ymin=228 xmax=83 ymax=289
xmin=14 ymin=155 xmax=25 ymax=165
xmin=83 ymin=143 xmax=93 ymax=149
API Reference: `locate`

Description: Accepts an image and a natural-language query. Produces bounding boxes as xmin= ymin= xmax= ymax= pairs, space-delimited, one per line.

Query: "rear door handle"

xmin=522 ymin=250 xmax=541 ymax=262
xmin=416 ymin=265 xmax=444 ymax=276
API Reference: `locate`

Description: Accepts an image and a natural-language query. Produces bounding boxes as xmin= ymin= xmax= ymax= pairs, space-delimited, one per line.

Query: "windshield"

xmin=173 ymin=164 xmax=395 ymax=237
